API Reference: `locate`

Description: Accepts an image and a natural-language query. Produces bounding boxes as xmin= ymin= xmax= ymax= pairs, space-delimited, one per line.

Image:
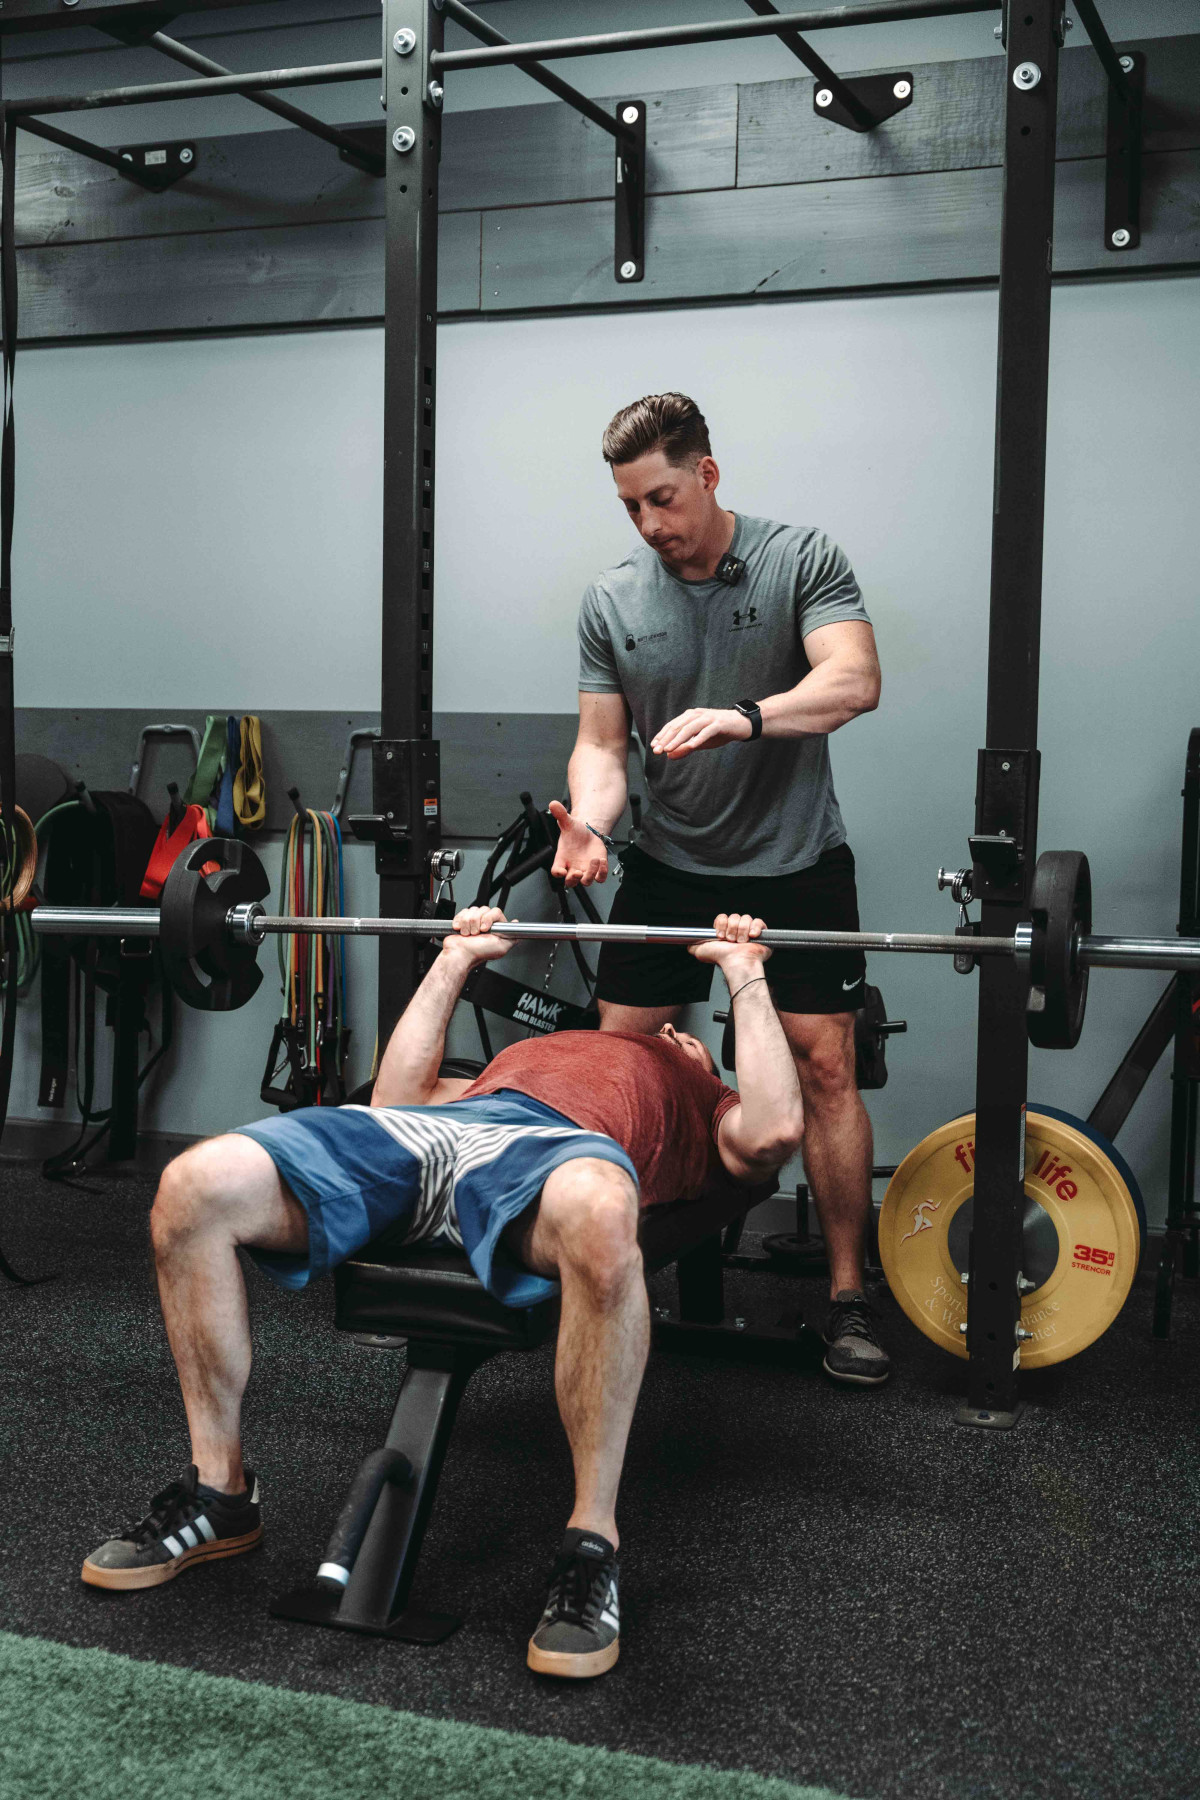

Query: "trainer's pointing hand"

xmin=548 ymin=799 xmax=609 ymax=889
xmin=651 ymin=707 xmax=753 ymax=760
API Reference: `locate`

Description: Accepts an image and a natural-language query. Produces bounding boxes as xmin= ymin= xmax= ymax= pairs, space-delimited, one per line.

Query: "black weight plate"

xmin=160 ymin=837 xmax=269 ymax=1012
xmin=1028 ymin=850 xmax=1091 ymax=1050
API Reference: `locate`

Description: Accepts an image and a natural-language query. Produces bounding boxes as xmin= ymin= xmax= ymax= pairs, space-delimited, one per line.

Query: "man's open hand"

xmin=650 ymin=707 xmax=753 ymax=760
xmin=443 ymin=906 xmax=514 ymax=964
xmin=688 ymin=912 xmax=771 ymax=970
xmin=549 ymin=798 xmax=609 ymax=888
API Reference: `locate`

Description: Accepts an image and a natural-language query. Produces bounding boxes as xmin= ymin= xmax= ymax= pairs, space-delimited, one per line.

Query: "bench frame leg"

xmin=652 ymin=1234 xmax=815 ymax=1369
xmin=270 ymin=1340 xmax=491 ymax=1645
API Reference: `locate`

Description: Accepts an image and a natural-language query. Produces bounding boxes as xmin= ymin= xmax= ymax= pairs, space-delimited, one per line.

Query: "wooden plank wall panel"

xmin=18 ymin=209 xmax=481 ymax=338
xmin=10 ymin=34 xmax=1200 ymax=341
xmin=14 ymin=81 xmax=738 ymax=249
xmin=14 ymin=122 xmax=389 ymax=247
xmin=439 ymin=82 xmax=738 ymax=211
xmin=487 ymin=170 xmax=1004 ymax=311
xmin=738 ymin=37 xmax=1200 ymax=189
xmin=487 ymin=149 xmax=1200 ymax=310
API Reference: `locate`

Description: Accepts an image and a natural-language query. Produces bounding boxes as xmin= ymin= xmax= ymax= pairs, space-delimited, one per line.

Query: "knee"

xmin=149 ymin=1141 xmax=231 ymax=1255
xmin=798 ymin=1037 xmax=858 ymax=1106
xmin=544 ymin=1164 xmax=641 ymax=1303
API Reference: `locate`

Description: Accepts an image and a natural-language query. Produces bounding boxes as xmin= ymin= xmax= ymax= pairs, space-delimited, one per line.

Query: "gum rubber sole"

xmin=527 ymin=1636 xmax=620 ymax=1679
xmin=81 ymin=1525 xmax=264 ymax=1591
xmin=821 ymin=1352 xmax=891 ymax=1385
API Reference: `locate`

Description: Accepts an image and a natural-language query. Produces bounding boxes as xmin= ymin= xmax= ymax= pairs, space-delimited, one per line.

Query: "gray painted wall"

xmin=6 ymin=3 xmax=1199 ymax=1227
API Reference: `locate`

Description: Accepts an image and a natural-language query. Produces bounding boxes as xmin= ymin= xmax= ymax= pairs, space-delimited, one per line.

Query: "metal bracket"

xmin=1105 ymin=51 xmax=1143 ymax=252
xmin=614 ymin=99 xmax=646 ymax=284
xmin=331 ymin=727 xmax=380 ymax=819
xmin=970 ymin=748 xmax=1040 ymax=901
xmin=350 ymin=738 xmax=442 ymax=876
xmin=813 ymin=70 xmax=913 ymax=133
xmin=128 ymin=722 xmax=200 ymax=799
xmin=332 ymin=123 xmax=389 ymax=176
xmin=115 ymin=139 xmax=197 ymax=192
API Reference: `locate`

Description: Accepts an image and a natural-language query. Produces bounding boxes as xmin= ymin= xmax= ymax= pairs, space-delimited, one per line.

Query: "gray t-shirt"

xmin=577 ymin=513 xmax=870 ymax=877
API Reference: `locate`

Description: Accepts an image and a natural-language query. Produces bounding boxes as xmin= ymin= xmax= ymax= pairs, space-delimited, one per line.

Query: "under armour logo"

xmin=732 ymin=605 xmax=758 ymax=628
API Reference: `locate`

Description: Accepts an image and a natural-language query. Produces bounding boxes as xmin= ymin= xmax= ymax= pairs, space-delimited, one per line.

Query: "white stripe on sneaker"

xmin=162 ymin=1534 xmax=184 ymax=1558
xmin=600 ymin=1610 xmax=620 ymax=1631
xmin=178 ymin=1525 xmax=198 ymax=1549
xmin=195 ymin=1514 xmax=216 ymax=1543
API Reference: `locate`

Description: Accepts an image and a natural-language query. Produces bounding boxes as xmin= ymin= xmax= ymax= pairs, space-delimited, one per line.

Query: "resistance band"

xmin=264 ymin=805 xmax=348 ymax=1108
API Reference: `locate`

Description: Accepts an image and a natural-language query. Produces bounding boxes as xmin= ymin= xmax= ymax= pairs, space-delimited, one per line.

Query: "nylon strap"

xmin=184 ymin=714 xmax=227 ymax=824
xmin=138 ymin=802 xmax=211 ymax=901
xmin=214 ymin=714 xmax=238 ymax=837
xmin=233 ymin=714 xmax=266 ymax=830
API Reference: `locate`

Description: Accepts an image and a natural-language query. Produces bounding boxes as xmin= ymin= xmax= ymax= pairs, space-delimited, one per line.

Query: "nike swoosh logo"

xmin=842 ymin=977 xmax=863 ymax=991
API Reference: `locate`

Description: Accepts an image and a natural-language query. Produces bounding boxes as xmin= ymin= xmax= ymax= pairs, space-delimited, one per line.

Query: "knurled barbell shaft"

xmin=27 ymin=906 xmax=1200 ymax=975
xmin=241 ymin=913 xmax=1020 ymax=956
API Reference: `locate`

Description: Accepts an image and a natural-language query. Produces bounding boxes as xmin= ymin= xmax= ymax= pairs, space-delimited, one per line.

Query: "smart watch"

xmin=733 ymin=699 xmax=763 ymax=741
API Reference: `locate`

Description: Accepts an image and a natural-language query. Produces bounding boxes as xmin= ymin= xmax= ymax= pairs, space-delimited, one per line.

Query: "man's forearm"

xmin=567 ymin=739 xmax=629 ymax=835
xmin=725 ymin=965 xmax=804 ymax=1150
xmin=759 ymin=661 xmax=880 ymax=740
xmin=371 ymin=949 xmax=475 ymax=1107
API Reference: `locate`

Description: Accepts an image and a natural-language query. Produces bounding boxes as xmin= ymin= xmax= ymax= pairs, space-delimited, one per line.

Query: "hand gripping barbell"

xmin=28 ymin=838 xmax=1200 ymax=1051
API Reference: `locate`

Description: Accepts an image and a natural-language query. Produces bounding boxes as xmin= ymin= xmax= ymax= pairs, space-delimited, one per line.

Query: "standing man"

xmin=551 ymin=392 xmax=887 ymax=1385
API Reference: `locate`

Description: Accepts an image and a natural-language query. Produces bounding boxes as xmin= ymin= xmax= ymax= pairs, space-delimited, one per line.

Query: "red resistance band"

xmin=139 ymin=804 xmax=213 ymax=901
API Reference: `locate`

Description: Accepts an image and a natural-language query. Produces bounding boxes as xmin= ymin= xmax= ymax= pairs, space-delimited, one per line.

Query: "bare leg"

xmin=507 ymin=1158 xmax=646 ymax=1549
xmin=150 ymin=1136 xmax=309 ymax=1495
xmin=780 ymin=1011 xmax=873 ymax=1298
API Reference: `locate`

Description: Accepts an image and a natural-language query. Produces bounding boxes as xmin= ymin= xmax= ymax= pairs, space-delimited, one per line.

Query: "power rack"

xmin=0 ymin=0 xmax=1156 ymax=1423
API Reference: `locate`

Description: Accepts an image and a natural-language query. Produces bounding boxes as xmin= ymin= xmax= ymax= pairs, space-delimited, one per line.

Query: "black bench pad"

xmin=333 ymin=1176 xmax=775 ymax=1350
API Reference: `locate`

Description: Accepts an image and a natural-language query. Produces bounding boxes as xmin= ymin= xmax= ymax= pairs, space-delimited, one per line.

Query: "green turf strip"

xmin=0 ymin=1629 xmax=855 ymax=1800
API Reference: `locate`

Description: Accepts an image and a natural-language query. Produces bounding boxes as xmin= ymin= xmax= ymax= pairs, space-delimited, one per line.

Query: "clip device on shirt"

xmin=715 ymin=554 xmax=747 ymax=586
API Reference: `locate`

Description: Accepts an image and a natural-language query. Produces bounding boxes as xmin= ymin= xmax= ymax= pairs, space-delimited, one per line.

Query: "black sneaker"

xmin=823 ymin=1289 xmax=891 ymax=1386
xmin=81 ymin=1465 xmax=263 ymax=1591
xmin=527 ymin=1528 xmax=620 ymax=1679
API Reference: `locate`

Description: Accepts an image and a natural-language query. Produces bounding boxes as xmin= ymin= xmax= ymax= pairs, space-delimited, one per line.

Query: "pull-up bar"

xmin=9 ymin=59 xmax=382 ymax=119
xmin=134 ymin=30 xmax=385 ymax=174
xmin=432 ymin=0 xmax=1001 ymax=75
xmin=9 ymin=0 xmax=998 ymax=123
xmin=439 ymin=0 xmax=636 ymax=143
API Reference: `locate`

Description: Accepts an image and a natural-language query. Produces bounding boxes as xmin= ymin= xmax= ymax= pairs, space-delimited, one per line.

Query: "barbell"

xmin=27 ymin=837 xmax=1200 ymax=1049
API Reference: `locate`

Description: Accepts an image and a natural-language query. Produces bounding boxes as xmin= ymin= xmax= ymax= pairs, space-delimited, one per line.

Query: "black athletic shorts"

xmin=595 ymin=841 xmax=868 ymax=1015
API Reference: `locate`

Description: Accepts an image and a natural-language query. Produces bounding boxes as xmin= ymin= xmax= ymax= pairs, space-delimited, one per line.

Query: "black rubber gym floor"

xmin=1 ymin=1158 xmax=1196 ymax=1800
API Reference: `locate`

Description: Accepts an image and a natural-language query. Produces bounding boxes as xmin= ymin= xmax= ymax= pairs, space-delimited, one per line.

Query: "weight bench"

xmin=270 ymin=1172 xmax=798 ymax=1646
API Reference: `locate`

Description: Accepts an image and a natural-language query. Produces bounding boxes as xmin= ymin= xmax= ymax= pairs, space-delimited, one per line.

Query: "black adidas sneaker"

xmin=81 ymin=1465 xmax=263 ymax=1591
xmin=527 ymin=1527 xmax=620 ymax=1679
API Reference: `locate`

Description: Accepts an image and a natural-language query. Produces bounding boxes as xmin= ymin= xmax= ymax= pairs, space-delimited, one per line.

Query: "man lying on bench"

xmin=82 ymin=906 xmax=803 ymax=1679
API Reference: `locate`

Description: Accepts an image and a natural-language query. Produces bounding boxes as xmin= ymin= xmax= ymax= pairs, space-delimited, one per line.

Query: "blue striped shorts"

xmin=234 ymin=1091 xmax=637 ymax=1309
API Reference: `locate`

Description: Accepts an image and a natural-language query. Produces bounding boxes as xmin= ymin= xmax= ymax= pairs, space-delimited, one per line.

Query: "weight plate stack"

xmin=878 ymin=1108 xmax=1143 ymax=1368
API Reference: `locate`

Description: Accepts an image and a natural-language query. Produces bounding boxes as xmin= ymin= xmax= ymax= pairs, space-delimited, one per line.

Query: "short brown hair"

xmin=601 ymin=392 xmax=711 ymax=468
